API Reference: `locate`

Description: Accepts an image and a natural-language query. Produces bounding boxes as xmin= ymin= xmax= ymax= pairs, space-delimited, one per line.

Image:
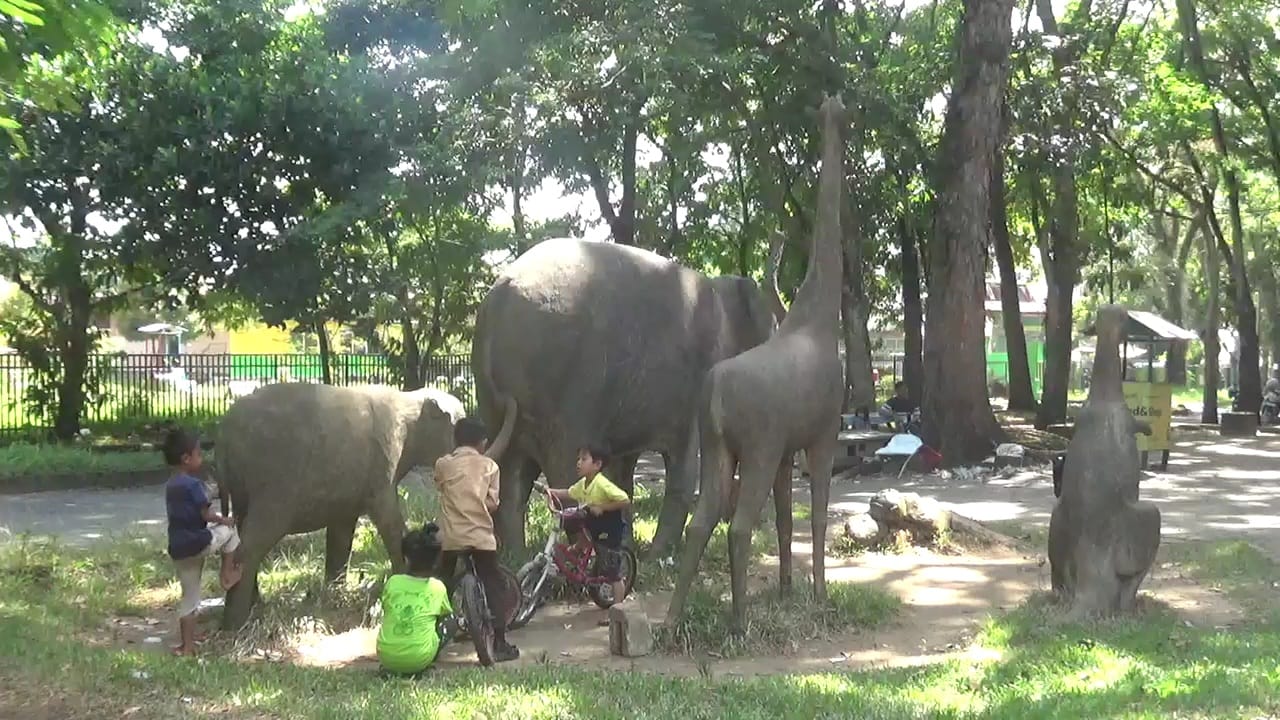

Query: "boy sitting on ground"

xmin=376 ymin=523 xmax=454 ymax=675
xmin=540 ymin=443 xmax=632 ymax=616
xmin=163 ymin=428 xmax=241 ymax=656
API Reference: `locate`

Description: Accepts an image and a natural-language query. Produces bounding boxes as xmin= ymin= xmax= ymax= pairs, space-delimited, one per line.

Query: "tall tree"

xmin=1175 ymin=0 xmax=1262 ymax=412
xmin=922 ymin=0 xmax=1013 ymax=463
xmin=990 ymin=100 xmax=1037 ymax=411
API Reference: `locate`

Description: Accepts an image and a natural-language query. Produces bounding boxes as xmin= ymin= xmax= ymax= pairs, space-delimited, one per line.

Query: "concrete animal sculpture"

xmin=473 ymin=237 xmax=776 ymax=554
xmin=1047 ymin=304 xmax=1160 ymax=617
xmin=216 ymin=383 xmax=512 ymax=629
xmin=665 ymin=93 xmax=849 ymax=631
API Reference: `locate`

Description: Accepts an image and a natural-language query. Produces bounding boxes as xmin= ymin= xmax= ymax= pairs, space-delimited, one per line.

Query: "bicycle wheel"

xmin=509 ymin=558 xmax=550 ymax=630
xmin=459 ymin=574 xmax=495 ymax=667
xmin=587 ymin=546 xmax=638 ymax=609
xmin=496 ymin=565 xmax=521 ymax=630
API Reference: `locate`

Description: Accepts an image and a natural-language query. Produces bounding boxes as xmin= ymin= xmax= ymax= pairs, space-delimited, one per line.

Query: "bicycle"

xmin=509 ymin=480 xmax=638 ymax=630
xmin=445 ymin=552 xmax=520 ymax=667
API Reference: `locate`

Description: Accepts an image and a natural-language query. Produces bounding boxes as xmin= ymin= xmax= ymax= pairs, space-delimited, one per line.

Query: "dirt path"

xmin=6 ymin=432 xmax=1278 ymax=557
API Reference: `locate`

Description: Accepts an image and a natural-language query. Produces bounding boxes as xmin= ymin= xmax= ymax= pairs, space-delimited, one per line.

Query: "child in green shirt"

xmin=376 ymin=523 xmax=453 ymax=675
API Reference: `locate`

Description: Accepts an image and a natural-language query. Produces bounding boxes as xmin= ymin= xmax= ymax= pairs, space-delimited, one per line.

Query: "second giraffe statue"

xmin=665 ymin=93 xmax=849 ymax=631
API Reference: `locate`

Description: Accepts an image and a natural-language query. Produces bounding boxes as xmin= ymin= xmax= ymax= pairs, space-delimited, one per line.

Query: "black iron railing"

xmin=0 ymin=353 xmax=476 ymax=438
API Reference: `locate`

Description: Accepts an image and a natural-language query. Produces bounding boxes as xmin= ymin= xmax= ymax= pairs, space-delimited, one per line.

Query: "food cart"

xmin=1083 ymin=310 xmax=1197 ymax=471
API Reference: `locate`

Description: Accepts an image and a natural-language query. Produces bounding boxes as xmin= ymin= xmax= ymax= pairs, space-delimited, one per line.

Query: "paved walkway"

xmin=3 ymin=430 xmax=1278 ymax=557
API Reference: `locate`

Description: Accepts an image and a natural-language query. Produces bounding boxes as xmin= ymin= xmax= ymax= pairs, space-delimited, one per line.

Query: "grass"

xmin=656 ymin=579 xmax=900 ymax=658
xmin=3 ymin=533 xmax=1280 ymax=718
xmin=0 ymin=442 xmax=166 ymax=480
xmin=4 ymin=483 xmax=1280 ymax=718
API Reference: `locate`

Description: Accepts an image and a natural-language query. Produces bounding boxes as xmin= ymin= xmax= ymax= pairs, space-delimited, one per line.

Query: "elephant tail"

xmin=473 ymin=284 xmax=519 ymax=462
xmin=485 ymin=395 xmax=517 ymax=461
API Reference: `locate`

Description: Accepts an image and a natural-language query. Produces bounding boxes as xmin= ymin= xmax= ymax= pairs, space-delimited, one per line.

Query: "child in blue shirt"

xmin=163 ymin=428 xmax=241 ymax=655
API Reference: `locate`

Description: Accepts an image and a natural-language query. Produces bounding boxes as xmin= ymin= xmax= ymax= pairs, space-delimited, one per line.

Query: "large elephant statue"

xmin=474 ymin=237 xmax=776 ymax=555
xmin=215 ymin=382 xmax=511 ymax=630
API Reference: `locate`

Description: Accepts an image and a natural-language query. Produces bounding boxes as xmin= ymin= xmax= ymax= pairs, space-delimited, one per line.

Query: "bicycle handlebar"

xmin=534 ymin=483 xmax=587 ymax=520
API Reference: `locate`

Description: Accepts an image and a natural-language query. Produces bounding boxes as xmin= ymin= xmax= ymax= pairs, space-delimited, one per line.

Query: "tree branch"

xmin=1179 ymin=139 xmax=1234 ymax=267
xmin=1098 ymin=127 xmax=1199 ymax=206
xmin=576 ymin=107 xmax=620 ymax=236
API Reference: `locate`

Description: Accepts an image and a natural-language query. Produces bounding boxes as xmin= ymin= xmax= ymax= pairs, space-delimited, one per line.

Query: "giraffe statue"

xmin=665 ymin=93 xmax=847 ymax=630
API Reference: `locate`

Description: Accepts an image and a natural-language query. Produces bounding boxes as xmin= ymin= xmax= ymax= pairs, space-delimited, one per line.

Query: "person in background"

xmin=878 ymin=381 xmax=918 ymax=431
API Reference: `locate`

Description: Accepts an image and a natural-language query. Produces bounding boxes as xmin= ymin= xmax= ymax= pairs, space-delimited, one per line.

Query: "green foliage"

xmin=0 ymin=0 xmax=118 ymax=152
xmin=0 ymin=443 xmax=163 ymax=480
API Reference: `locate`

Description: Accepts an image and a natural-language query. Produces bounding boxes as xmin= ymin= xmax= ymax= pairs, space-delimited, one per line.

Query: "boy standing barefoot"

xmin=163 ymin=428 xmax=242 ymax=655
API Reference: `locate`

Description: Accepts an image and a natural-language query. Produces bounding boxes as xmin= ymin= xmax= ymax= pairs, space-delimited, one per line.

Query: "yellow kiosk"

xmin=1086 ymin=310 xmax=1196 ymax=471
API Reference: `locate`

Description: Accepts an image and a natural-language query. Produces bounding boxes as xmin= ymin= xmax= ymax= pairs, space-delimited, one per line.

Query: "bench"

xmin=833 ymin=430 xmax=895 ymax=471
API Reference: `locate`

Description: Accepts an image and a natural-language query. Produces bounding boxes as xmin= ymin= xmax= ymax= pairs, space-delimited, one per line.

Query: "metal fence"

xmin=0 ymin=353 xmax=476 ymax=438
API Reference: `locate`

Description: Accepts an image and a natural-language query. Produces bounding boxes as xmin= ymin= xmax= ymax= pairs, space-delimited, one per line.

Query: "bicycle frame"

xmin=525 ymin=491 xmax=613 ymax=597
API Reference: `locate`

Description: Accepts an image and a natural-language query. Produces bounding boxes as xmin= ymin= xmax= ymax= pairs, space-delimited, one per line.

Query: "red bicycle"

xmin=509 ymin=480 xmax=638 ymax=629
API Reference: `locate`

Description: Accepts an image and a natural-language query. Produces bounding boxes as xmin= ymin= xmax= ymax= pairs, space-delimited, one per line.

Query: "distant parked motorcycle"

xmin=1262 ymin=390 xmax=1280 ymax=426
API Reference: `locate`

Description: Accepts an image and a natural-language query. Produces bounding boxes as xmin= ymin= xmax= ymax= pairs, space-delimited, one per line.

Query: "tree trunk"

xmin=1031 ymin=161 xmax=1081 ymax=428
xmin=1177 ymin=0 xmax=1261 ymax=412
xmin=53 ymin=310 xmax=92 ymax=441
xmin=1256 ymin=254 xmax=1280 ymax=371
xmin=989 ymin=143 xmax=1036 ymax=411
xmin=1038 ymin=261 xmax=1076 ymax=427
xmin=1031 ymin=0 xmax=1087 ymax=429
xmin=841 ymin=184 xmax=875 ymax=414
xmin=1224 ymin=178 xmax=1262 ymax=412
xmin=921 ymin=0 xmax=1012 ymax=465
xmin=898 ymin=175 xmax=925 ymax=403
xmin=580 ymin=100 xmax=641 ymax=247
xmin=1165 ymin=218 xmax=1200 ymax=383
xmin=426 ymin=255 xmax=446 ymax=356
xmin=731 ymin=144 xmax=754 ymax=277
xmin=397 ymin=287 xmax=423 ymax=390
xmin=1202 ymin=223 xmax=1221 ymax=424
xmin=315 ymin=321 xmax=334 ymax=386
xmin=510 ymin=92 xmax=528 ymax=250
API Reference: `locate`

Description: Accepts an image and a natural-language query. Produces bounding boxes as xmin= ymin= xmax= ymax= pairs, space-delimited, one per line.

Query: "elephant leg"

xmin=497 ymin=450 xmax=539 ymax=552
xmin=728 ymin=456 xmax=779 ymax=633
xmin=608 ymin=453 xmax=640 ymax=545
xmin=540 ymin=437 xmax=583 ymax=490
xmin=368 ymin=485 xmax=406 ymax=574
xmin=607 ymin=453 xmax=640 ymax=497
xmin=324 ymin=515 xmax=359 ymax=586
xmin=805 ymin=428 xmax=838 ymax=605
xmin=650 ymin=424 xmax=698 ymax=558
xmin=222 ymin=513 xmax=285 ymax=631
xmin=665 ymin=437 xmax=731 ymax=625
xmin=773 ymin=452 xmax=794 ymax=595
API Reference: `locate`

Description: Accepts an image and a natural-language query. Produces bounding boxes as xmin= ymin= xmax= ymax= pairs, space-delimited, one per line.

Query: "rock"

xmin=993 ymin=444 xmax=1025 ymax=469
xmin=868 ymin=489 xmax=951 ymax=544
xmin=842 ymin=513 xmax=883 ymax=546
xmin=607 ymin=601 xmax=654 ymax=658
